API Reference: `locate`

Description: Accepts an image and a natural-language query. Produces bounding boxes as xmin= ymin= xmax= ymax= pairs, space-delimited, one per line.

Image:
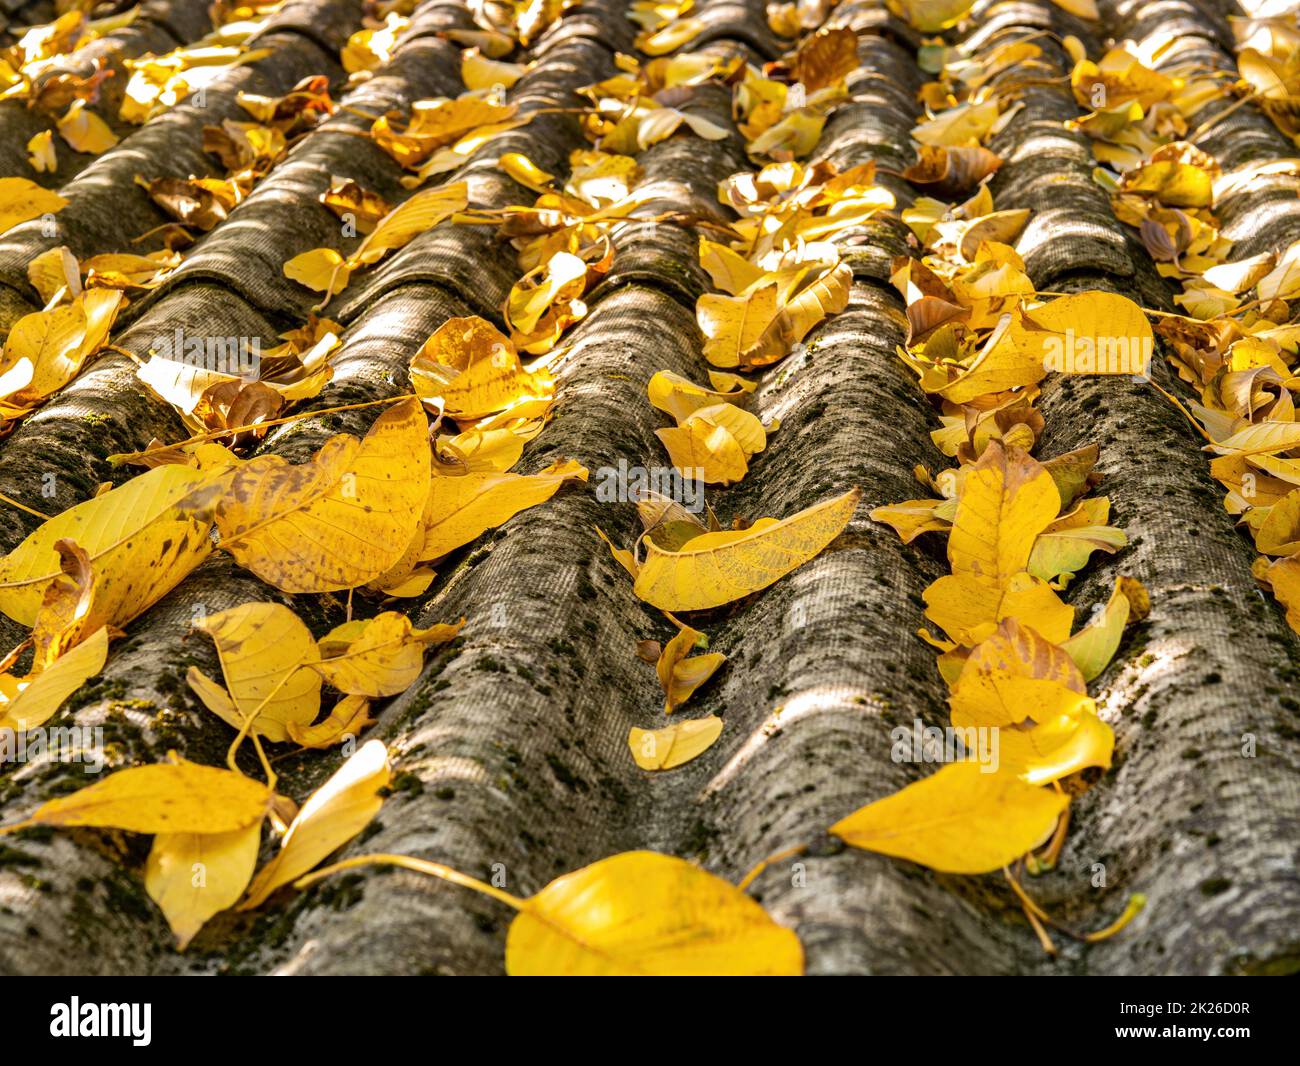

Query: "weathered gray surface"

xmin=0 ymin=0 xmax=1296 ymax=976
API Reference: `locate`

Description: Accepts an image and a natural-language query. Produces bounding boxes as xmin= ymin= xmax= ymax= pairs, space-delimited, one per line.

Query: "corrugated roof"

xmin=0 ymin=0 xmax=1297 ymax=975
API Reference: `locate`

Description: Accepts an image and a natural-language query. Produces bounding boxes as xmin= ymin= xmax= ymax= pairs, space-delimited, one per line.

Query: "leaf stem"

xmin=292 ymin=852 xmax=527 ymax=910
xmin=1142 ymin=375 xmax=1215 ymax=444
xmin=1189 ymin=90 xmax=1263 ymax=142
xmin=1004 ymin=864 xmax=1147 ymax=948
xmin=108 ymin=393 xmax=418 ymax=466
xmin=1032 ymin=789 xmax=1070 ymax=871
xmin=1082 ymin=893 xmax=1146 ymax=942
xmin=0 ymin=492 xmax=51 ymax=519
xmin=225 ymin=665 xmax=298 ymax=779
xmin=736 ymin=842 xmax=808 ymax=891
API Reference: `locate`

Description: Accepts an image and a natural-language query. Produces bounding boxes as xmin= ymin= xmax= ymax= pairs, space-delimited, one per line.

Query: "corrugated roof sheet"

xmin=0 ymin=0 xmax=1296 ymax=975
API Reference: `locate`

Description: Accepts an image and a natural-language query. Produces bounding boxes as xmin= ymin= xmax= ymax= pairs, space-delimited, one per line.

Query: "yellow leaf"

xmin=314 ymin=612 xmax=462 ymax=696
xmin=0 ymin=289 xmax=124 ymax=410
xmin=188 ymin=602 xmax=321 ymax=743
xmin=1074 ymin=54 xmax=1172 ymax=113
xmin=240 ymin=739 xmax=390 ymax=908
xmin=420 ymin=459 xmax=587 ymax=561
xmin=0 ymin=177 xmax=67 ymax=235
xmin=10 ymin=758 xmax=272 ymax=835
xmin=145 ymin=822 xmax=261 ymax=949
xmin=507 ymin=252 xmax=586 ymax=336
xmin=319 ymin=176 xmax=392 ymax=235
xmin=949 ymin=618 xmax=1088 ymax=729
xmin=886 ymin=0 xmax=975 ymax=33
xmin=948 ymin=441 xmax=1060 ymax=587
xmin=287 ymin=694 xmax=375 ymax=749
xmin=698 ymin=284 xmax=780 ymax=369
xmin=137 ymin=346 xmax=331 ymax=432
xmin=635 ymin=492 xmax=710 ymax=551
xmin=566 ymin=149 xmax=639 ymax=205
xmin=27 ymin=130 xmax=56 ymax=174
xmin=923 ymin=571 xmax=1074 ymax=647
xmin=656 ymin=415 xmax=750 ymax=485
xmin=1000 ymin=708 xmax=1114 ymax=786
xmin=637 ymin=106 xmax=730 ymax=149
xmin=690 ymin=402 xmax=766 ymax=455
xmin=436 ymin=425 xmax=530 ymax=473
xmin=1205 ymin=421 xmax=1300 ymax=457
xmin=1257 ymin=555 xmax=1300 ymax=633
xmin=401 ymin=118 xmax=533 ymax=186
xmin=870 ymin=498 xmax=950 ymax=543
xmin=630 ymin=716 xmax=724 ymax=769
xmin=596 ymin=525 xmax=639 ymax=580
xmin=0 ymin=464 xmax=216 ymax=628
xmin=634 ymin=17 xmax=706 ymax=56
xmin=634 ymin=488 xmax=859 ymax=611
xmin=289 ymin=184 xmax=467 ymax=297
xmin=1256 ymin=487 xmax=1300 ymax=555
xmin=215 ymin=398 xmax=430 ymax=592
xmin=373 ymin=98 xmax=516 ymax=168
xmin=746 ymin=109 xmax=825 ymax=159
xmin=698 ymin=238 xmax=765 ymax=296
xmin=743 ymin=261 xmax=851 ymax=367
xmin=1121 ymin=160 xmax=1213 ymax=209
xmin=499 ymin=151 xmax=554 ymax=193
xmin=462 ymin=48 xmax=526 ymax=91
xmin=1257 ymin=241 xmax=1300 ymax=303
xmin=912 ymin=97 xmax=1000 ymax=147
xmin=0 ymin=626 xmax=108 ymax=732
xmin=284 ymin=247 xmax=351 ymax=295
xmin=350 ymin=182 xmax=468 ymax=268
xmin=56 ymin=100 xmax=118 ymax=154
xmin=656 ymin=624 xmax=725 ymax=713
xmin=341 ymin=13 xmax=407 ymax=73
xmin=505 ymin=851 xmax=803 ymax=975
xmin=829 ymin=762 xmax=1068 ymax=873
xmin=26 ymin=245 xmax=78 ymax=305
xmin=411 ymin=316 xmax=554 ymax=421
xmin=903 ymin=144 xmax=1003 ymax=196
xmin=938 ymin=310 xmax=1047 ymax=404
xmin=1042 ymin=443 xmax=1101 ymax=509
xmin=1061 ymin=576 xmax=1148 ymax=680
xmin=83 ymin=250 xmax=179 ymax=290
xmin=958 ymin=210 xmax=1030 ymax=262
xmin=1027 ymin=510 xmax=1126 ymax=583
xmin=29 ymin=539 xmax=97 ymax=671
xmin=1027 ymin=291 xmax=1155 ymax=377
xmin=647 ymin=369 xmax=751 ymax=422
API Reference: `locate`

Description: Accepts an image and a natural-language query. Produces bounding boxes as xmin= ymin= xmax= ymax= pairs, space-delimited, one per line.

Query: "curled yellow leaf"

xmin=633 ymin=487 xmax=860 ymax=611
xmin=656 ymin=624 xmax=725 ymax=713
xmin=314 ymin=612 xmax=463 ymax=697
xmin=240 ymin=739 xmax=390 ymax=909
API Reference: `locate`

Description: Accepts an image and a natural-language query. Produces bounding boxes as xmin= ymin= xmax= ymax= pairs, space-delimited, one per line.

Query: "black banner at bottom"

xmin=1 ymin=976 xmax=1287 ymax=1052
